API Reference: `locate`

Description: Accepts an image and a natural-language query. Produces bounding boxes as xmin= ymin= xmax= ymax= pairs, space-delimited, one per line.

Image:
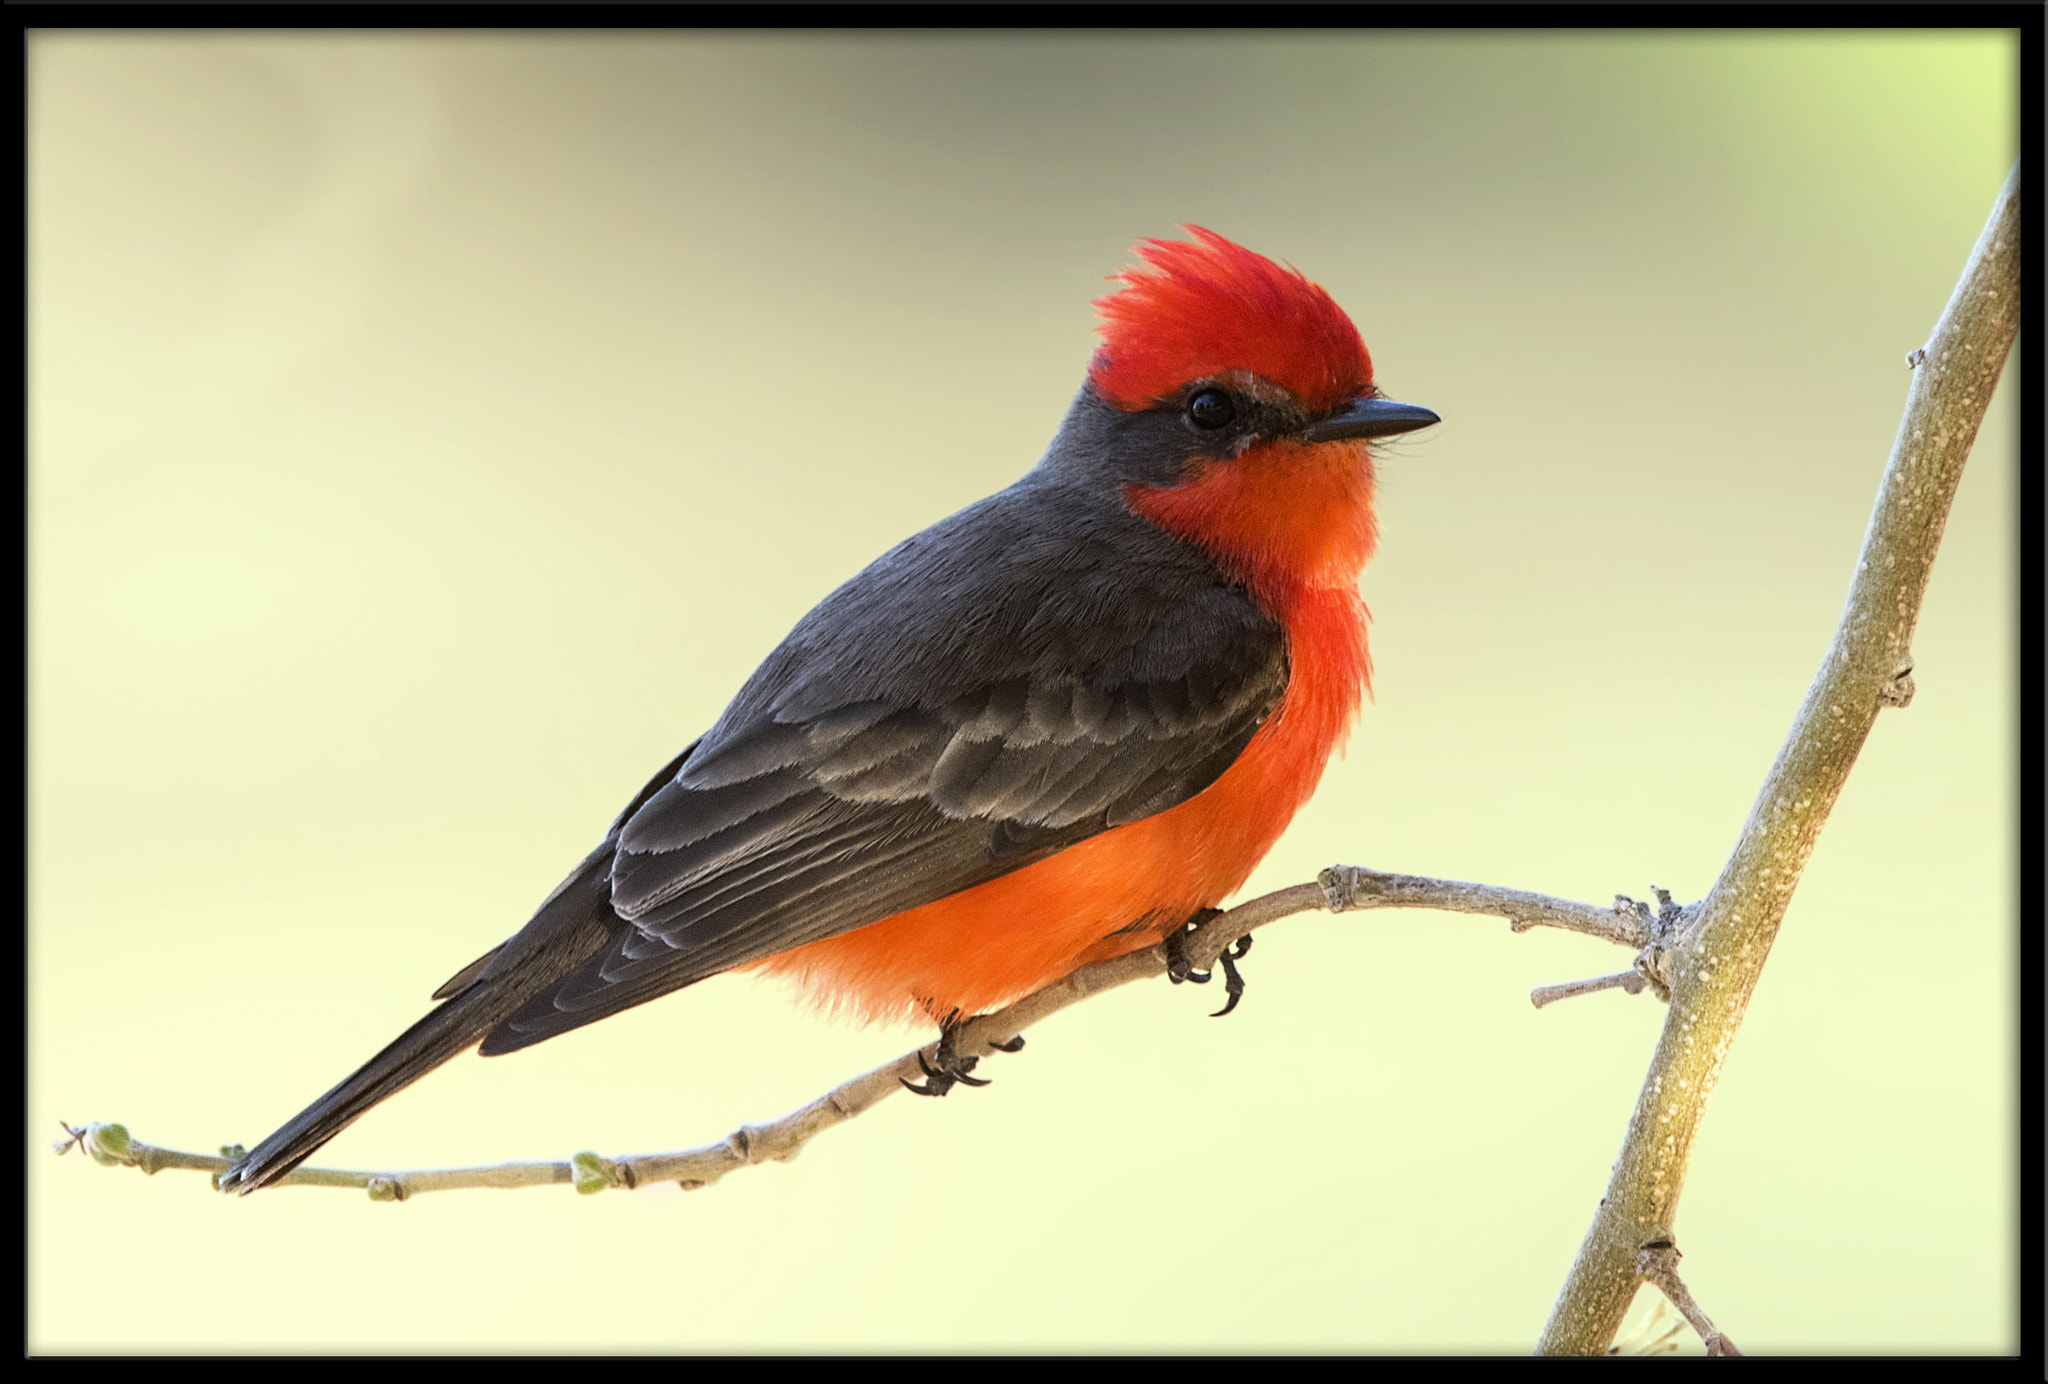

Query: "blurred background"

xmin=30 ymin=32 xmax=2016 ymax=1352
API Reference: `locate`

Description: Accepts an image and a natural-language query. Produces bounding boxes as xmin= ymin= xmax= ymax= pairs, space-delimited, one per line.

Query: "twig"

xmin=1529 ymin=970 xmax=1644 ymax=1009
xmin=1537 ymin=162 xmax=2020 ymax=1354
xmin=52 ymin=1120 xmax=573 ymax=1197
xmin=58 ymin=865 xmax=1643 ymax=1199
xmin=1315 ymin=865 xmax=1647 ymax=948
xmin=1636 ymin=1243 xmax=1742 ymax=1357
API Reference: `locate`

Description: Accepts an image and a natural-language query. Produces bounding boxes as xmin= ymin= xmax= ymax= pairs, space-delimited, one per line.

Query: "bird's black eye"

xmin=1186 ymin=389 xmax=1236 ymax=431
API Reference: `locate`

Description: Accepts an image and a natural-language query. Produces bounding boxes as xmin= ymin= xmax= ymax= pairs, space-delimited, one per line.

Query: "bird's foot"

xmin=904 ymin=1045 xmax=984 ymax=1096
xmin=901 ymin=1014 xmax=1021 ymax=1097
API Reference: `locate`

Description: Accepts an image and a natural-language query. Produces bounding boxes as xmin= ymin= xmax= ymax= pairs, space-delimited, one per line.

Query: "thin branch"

xmin=1537 ymin=162 xmax=2021 ymax=1355
xmin=58 ymin=866 xmax=1645 ymax=1199
xmin=1529 ymin=970 xmax=1645 ymax=1009
xmin=1315 ymin=865 xmax=1647 ymax=948
xmin=1636 ymin=1243 xmax=1742 ymax=1357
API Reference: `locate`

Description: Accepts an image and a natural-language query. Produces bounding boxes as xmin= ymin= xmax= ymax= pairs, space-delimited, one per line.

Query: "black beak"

xmin=1300 ymin=395 xmax=1440 ymax=443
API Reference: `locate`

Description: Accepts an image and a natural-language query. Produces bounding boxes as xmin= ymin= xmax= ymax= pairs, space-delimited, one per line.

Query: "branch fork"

xmin=1636 ymin=1241 xmax=1742 ymax=1356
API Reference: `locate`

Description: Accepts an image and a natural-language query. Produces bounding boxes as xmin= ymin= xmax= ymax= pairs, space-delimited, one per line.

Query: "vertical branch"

xmin=1538 ymin=164 xmax=2021 ymax=1355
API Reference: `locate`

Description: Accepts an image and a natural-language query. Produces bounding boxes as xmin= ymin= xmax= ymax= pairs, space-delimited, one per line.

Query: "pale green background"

xmin=30 ymin=33 xmax=2016 ymax=1353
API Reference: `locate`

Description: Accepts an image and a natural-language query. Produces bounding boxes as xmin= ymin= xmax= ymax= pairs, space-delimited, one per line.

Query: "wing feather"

xmin=481 ymin=482 xmax=1291 ymax=1053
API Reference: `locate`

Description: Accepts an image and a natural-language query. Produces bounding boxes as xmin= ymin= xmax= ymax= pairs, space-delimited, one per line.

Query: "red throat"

xmin=1124 ymin=438 xmax=1379 ymax=610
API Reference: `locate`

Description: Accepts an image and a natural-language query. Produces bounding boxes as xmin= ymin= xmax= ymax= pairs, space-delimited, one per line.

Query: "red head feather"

xmin=1089 ymin=227 xmax=1372 ymax=414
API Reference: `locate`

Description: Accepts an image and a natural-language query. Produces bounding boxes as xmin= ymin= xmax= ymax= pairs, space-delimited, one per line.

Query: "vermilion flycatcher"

xmin=221 ymin=227 xmax=1438 ymax=1193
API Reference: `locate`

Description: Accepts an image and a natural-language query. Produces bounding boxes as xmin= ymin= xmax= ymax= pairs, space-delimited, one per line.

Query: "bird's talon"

xmin=905 ymin=1016 xmax=999 ymax=1097
xmin=989 ymin=1035 xmax=1026 ymax=1053
xmin=1209 ymin=938 xmax=1250 ymax=1017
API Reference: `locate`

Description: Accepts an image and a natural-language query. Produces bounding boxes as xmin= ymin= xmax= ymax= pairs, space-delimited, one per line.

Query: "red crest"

xmin=1089 ymin=227 xmax=1372 ymax=414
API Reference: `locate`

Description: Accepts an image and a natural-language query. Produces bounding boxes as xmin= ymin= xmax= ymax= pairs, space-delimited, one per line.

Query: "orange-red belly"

xmin=746 ymin=586 xmax=1368 ymax=1024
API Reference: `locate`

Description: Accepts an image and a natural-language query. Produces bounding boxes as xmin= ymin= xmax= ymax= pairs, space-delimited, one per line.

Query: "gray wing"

xmin=482 ymin=486 xmax=1287 ymax=1053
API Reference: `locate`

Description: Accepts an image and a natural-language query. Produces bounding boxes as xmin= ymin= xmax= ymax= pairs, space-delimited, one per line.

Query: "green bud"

xmin=571 ymin=1151 xmax=615 ymax=1196
xmin=88 ymin=1123 xmax=133 ymax=1167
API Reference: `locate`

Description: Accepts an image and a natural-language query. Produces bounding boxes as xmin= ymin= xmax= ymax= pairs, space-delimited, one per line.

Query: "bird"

xmin=218 ymin=226 xmax=1439 ymax=1194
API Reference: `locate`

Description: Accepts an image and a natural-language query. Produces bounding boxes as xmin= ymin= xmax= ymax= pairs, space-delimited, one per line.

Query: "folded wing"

xmin=482 ymin=539 xmax=1286 ymax=1053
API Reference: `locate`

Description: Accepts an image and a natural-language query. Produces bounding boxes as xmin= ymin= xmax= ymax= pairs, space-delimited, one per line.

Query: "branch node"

xmin=1906 ymin=346 xmax=1927 ymax=368
xmin=365 ymin=1176 xmax=408 ymax=1203
xmin=1318 ymin=864 xmax=1367 ymax=910
xmin=1635 ymin=1240 xmax=1741 ymax=1357
xmin=1604 ymin=887 xmax=1685 ymax=1000
xmin=1632 ymin=945 xmax=1673 ymax=1002
xmin=1614 ymin=893 xmax=1661 ymax=930
xmin=741 ymin=1122 xmax=795 ymax=1164
xmin=1879 ymin=653 xmax=1916 ymax=708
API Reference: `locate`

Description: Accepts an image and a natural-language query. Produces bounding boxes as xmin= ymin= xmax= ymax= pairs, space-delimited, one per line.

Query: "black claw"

xmin=901 ymin=1050 xmax=956 ymax=1096
xmin=1209 ymin=936 xmax=1251 ymax=1018
xmin=901 ymin=1049 xmax=955 ymax=1096
xmin=902 ymin=1015 xmax=1005 ymax=1097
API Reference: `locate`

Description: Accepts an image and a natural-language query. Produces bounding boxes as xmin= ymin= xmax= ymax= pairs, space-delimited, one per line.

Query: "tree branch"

xmin=1536 ymin=162 xmax=2021 ymax=1354
xmin=56 ymin=865 xmax=1648 ymax=1199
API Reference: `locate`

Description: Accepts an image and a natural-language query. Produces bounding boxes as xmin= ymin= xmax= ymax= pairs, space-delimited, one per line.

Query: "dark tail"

xmin=217 ymin=978 xmax=530 ymax=1194
xmin=218 ymin=846 xmax=622 ymax=1195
